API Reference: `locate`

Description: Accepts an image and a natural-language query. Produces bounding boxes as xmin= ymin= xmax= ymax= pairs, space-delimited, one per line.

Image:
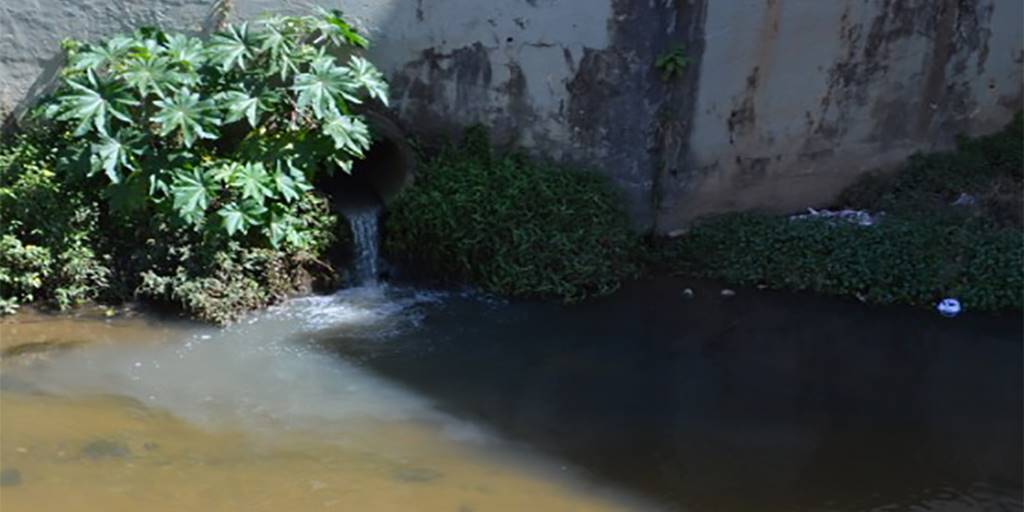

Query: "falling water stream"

xmin=346 ymin=206 xmax=382 ymax=286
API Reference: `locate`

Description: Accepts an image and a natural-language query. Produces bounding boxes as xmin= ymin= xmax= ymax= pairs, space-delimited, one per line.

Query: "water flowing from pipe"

xmin=346 ymin=205 xmax=382 ymax=286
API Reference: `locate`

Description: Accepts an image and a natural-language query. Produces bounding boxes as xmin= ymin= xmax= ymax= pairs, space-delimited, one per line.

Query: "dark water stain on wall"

xmin=816 ymin=0 xmax=996 ymax=151
xmin=567 ymin=0 xmax=710 ymax=230
xmin=389 ymin=42 xmax=494 ymax=143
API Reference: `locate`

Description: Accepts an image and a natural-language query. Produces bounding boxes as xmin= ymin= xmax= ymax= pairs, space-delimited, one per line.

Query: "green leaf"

xmin=292 ymin=55 xmax=357 ymax=119
xmin=348 ymin=56 xmax=388 ymax=106
xmin=55 ymin=69 xmax=138 ymax=136
xmin=121 ymin=55 xmax=183 ymax=97
xmin=272 ymin=163 xmax=300 ymax=202
xmin=90 ymin=131 xmax=141 ymax=183
xmin=207 ymin=23 xmax=254 ymax=72
xmin=230 ymin=162 xmax=274 ymax=201
xmin=162 ymin=33 xmax=206 ymax=68
xmin=67 ymin=35 xmax=135 ymax=71
xmin=322 ymin=113 xmax=371 ymax=158
xmin=257 ymin=18 xmax=313 ymax=80
xmin=171 ymin=169 xmax=215 ymax=223
xmin=218 ymin=199 xmax=267 ymax=236
xmin=210 ymin=160 xmax=240 ymax=183
xmin=151 ymin=87 xmax=221 ymax=147
xmin=314 ymin=8 xmax=369 ymax=48
xmin=217 ymin=90 xmax=261 ymax=127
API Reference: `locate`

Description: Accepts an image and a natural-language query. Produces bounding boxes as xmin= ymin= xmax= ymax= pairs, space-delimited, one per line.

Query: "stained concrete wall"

xmin=657 ymin=0 xmax=1024 ymax=230
xmin=2 ymin=0 xmax=1021 ymax=233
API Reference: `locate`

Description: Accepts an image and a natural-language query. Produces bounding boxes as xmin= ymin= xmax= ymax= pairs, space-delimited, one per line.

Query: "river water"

xmin=1 ymin=280 xmax=1021 ymax=511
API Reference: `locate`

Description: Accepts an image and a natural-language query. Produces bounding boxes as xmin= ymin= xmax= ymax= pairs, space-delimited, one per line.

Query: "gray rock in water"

xmin=681 ymin=288 xmax=695 ymax=299
xmin=81 ymin=439 xmax=131 ymax=459
xmin=393 ymin=466 xmax=443 ymax=483
xmin=0 ymin=468 xmax=22 ymax=486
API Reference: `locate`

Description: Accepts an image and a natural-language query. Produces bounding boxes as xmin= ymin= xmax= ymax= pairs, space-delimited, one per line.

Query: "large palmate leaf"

xmin=170 ymin=169 xmax=216 ymax=224
xmin=151 ymin=88 xmax=221 ymax=147
xmin=348 ymin=56 xmax=388 ymax=106
xmin=67 ymin=35 xmax=136 ymax=71
xmin=266 ymin=206 xmax=306 ymax=248
xmin=121 ymin=55 xmax=186 ymax=97
xmin=322 ymin=113 xmax=371 ymax=159
xmin=56 ymin=70 xmax=138 ymax=136
xmin=90 ymin=130 xmax=142 ymax=183
xmin=162 ymin=33 xmax=206 ymax=69
xmin=216 ymin=90 xmax=262 ymax=127
xmin=230 ymin=162 xmax=274 ymax=201
xmin=218 ymin=199 xmax=267 ymax=236
xmin=292 ymin=55 xmax=357 ymax=119
xmin=207 ymin=23 xmax=255 ymax=72
xmin=271 ymin=160 xmax=313 ymax=203
xmin=257 ymin=17 xmax=315 ymax=80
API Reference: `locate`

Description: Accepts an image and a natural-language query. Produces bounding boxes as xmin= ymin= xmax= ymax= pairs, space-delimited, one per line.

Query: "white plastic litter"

xmin=789 ymin=208 xmax=883 ymax=227
xmin=951 ymin=193 xmax=977 ymax=207
xmin=937 ymin=298 xmax=961 ymax=317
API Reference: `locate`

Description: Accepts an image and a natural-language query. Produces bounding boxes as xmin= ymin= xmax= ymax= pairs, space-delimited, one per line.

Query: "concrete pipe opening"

xmin=319 ymin=111 xmax=415 ymax=213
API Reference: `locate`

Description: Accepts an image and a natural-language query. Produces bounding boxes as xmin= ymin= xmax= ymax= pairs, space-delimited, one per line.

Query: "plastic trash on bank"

xmin=937 ymin=298 xmax=961 ymax=317
xmin=789 ymin=208 xmax=883 ymax=227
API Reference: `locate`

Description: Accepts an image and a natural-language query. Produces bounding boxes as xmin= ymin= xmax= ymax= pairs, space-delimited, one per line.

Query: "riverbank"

xmin=5 ymin=112 xmax=1021 ymax=321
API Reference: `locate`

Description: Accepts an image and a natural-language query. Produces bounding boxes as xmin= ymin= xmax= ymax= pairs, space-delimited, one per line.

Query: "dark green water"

xmin=319 ymin=278 xmax=1024 ymax=512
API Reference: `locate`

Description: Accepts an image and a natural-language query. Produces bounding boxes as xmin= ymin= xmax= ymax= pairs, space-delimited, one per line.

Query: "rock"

xmin=681 ymin=288 xmax=695 ymax=299
xmin=393 ymin=466 xmax=443 ymax=483
xmin=720 ymin=289 xmax=736 ymax=297
xmin=81 ymin=439 xmax=131 ymax=459
xmin=0 ymin=468 xmax=21 ymax=486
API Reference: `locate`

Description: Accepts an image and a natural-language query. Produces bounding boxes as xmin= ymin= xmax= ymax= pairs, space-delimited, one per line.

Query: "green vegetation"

xmin=655 ymin=46 xmax=692 ymax=81
xmin=1 ymin=9 xmax=381 ymax=322
xmin=654 ymin=114 xmax=1024 ymax=312
xmin=3 ymin=6 xmax=1017 ymax=318
xmin=383 ymin=127 xmax=640 ymax=302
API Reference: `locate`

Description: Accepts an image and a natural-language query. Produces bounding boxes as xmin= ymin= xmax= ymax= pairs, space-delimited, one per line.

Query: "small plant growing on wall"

xmin=42 ymin=8 xmax=388 ymax=249
xmin=655 ymin=45 xmax=692 ymax=81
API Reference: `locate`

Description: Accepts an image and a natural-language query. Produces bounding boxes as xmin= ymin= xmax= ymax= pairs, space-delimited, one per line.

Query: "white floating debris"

xmin=789 ymin=208 xmax=883 ymax=227
xmin=951 ymin=193 xmax=977 ymax=207
xmin=937 ymin=298 xmax=962 ymax=317
xmin=720 ymin=289 xmax=736 ymax=297
xmin=681 ymin=288 xmax=695 ymax=299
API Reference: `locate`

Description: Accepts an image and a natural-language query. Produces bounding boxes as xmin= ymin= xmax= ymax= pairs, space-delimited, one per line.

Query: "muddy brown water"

xmin=1 ymin=281 xmax=1021 ymax=511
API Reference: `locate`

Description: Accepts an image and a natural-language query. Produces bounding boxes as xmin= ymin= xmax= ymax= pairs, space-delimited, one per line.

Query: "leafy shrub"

xmin=42 ymin=9 xmax=386 ymax=250
xmin=383 ymin=127 xmax=640 ymax=301
xmin=0 ymin=132 xmax=110 ymax=312
xmin=136 ymin=243 xmax=328 ymax=324
xmin=1 ymin=8 xmax=380 ymax=321
xmin=659 ymin=213 xmax=1022 ymax=311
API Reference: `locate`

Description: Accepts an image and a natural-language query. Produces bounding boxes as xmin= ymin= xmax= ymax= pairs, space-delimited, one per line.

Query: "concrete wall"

xmin=2 ymin=0 xmax=1021 ymax=233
